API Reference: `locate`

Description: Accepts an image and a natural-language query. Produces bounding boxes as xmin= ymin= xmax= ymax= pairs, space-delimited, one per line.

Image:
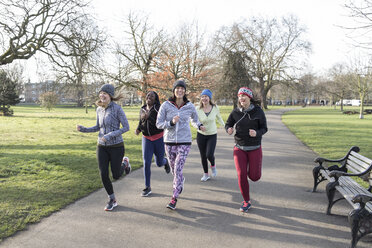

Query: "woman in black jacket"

xmin=225 ymin=87 xmax=268 ymax=212
xmin=135 ymin=91 xmax=170 ymax=197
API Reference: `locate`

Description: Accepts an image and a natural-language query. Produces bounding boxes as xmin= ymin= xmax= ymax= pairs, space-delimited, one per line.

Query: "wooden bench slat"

xmin=347 ymin=155 xmax=370 ymax=171
xmin=350 ymin=151 xmax=372 ymax=165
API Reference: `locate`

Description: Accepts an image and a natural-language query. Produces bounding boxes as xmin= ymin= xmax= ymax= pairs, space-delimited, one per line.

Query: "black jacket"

xmin=136 ymin=104 xmax=164 ymax=137
xmin=225 ymin=105 xmax=268 ymax=147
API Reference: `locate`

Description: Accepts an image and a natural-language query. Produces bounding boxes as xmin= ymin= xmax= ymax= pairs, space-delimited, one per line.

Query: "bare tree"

xmin=48 ymin=16 xmax=106 ymax=108
xmin=0 ymin=0 xmax=89 ymax=66
xmin=327 ymin=63 xmax=354 ymax=111
xmin=156 ymin=22 xmax=215 ymax=101
xmin=236 ymin=15 xmax=311 ymax=109
xmin=114 ymin=12 xmax=166 ymax=101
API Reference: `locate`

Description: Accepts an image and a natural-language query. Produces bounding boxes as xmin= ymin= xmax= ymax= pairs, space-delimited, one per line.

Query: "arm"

xmin=78 ymin=111 xmax=100 ymax=133
xmin=225 ymin=111 xmax=236 ymax=134
xmin=104 ymin=107 xmax=130 ymax=141
xmin=190 ymin=104 xmax=203 ymax=130
xmin=255 ymin=109 xmax=268 ymax=137
xmin=215 ymin=105 xmax=225 ymax=127
xmin=156 ymin=102 xmax=173 ymax=129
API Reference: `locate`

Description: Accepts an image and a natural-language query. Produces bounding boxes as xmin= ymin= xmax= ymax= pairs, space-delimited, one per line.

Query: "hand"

xmin=172 ymin=115 xmax=180 ymax=124
xmin=101 ymin=137 xmax=107 ymax=142
xmin=135 ymin=129 xmax=140 ymax=135
xmin=249 ymin=129 xmax=257 ymax=137
xmin=76 ymin=125 xmax=81 ymax=131
xmin=227 ymin=127 xmax=234 ymax=135
xmin=200 ymin=126 xmax=206 ymax=132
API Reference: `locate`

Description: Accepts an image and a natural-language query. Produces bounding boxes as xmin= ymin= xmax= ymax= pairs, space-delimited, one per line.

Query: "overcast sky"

xmin=22 ymin=0 xmax=358 ymax=81
xmin=92 ymin=0 xmax=355 ymax=73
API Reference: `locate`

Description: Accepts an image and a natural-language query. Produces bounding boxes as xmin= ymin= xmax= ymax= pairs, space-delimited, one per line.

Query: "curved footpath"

xmin=2 ymin=109 xmax=371 ymax=248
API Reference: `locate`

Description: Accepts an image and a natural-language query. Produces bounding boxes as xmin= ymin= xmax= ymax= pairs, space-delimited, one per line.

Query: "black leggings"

xmin=196 ymin=133 xmax=217 ymax=173
xmin=96 ymin=145 xmax=125 ymax=195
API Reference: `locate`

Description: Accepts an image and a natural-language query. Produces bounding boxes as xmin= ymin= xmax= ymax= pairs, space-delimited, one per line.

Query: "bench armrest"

xmin=314 ymin=146 xmax=360 ymax=166
xmin=329 ymin=170 xmax=370 ymax=180
xmin=352 ymin=193 xmax=372 ymax=209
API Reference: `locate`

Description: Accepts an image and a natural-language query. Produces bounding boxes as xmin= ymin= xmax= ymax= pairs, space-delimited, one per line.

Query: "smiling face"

xmin=238 ymin=94 xmax=251 ymax=108
xmin=99 ymin=91 xmax=111 ymax=104
xmin=201 ymin=95 xmax=210 ymax=106
xmin=146 ymin=92 xmax=156 ymax=106
xmin=174 ymin=86 xmax=185 ymax=99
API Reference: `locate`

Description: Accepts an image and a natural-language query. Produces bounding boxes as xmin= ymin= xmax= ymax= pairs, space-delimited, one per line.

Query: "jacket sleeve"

xmin=190 ymin=104 xmax=202 ymax=129
xmin=156 ymin=102 xmax=173 ymax=129
xmin=256 ymin=109 xmax=268 ymax=137
xmin=79 ymin=111 xmax=100 ymax=133
xmin=104 ymin=106 xmax=130 ymax=141
xmin=225 ymin=111 xmax=236 ymax=132
xmin=215 ymin=105 xmax=225 ymax=127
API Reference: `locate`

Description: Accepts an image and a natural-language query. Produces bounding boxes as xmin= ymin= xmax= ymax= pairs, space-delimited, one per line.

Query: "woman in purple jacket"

xmin=77 ymin=84 xmax=130 ymax=211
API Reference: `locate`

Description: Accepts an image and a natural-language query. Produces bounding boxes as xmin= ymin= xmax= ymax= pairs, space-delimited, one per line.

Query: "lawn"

xmin=0 ymin=104 xmax=144 ymax=241
xmin=282 ymin=106 xmax=372 ymax=159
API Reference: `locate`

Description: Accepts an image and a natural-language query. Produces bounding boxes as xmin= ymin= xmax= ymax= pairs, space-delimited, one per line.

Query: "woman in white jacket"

xmin=156 ymin=79 xmax=205 ymax=210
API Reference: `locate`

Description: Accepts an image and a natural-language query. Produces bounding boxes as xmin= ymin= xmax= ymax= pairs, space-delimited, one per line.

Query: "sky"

xmin=22 ymin=0 xmax=357 ymax=81
xmin=91 ymin=0 xmax=355 ymax=73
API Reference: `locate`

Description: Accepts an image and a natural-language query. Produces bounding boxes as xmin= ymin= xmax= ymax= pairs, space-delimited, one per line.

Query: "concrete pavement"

xmin=2 ymin=108 xmax=371 ymax=248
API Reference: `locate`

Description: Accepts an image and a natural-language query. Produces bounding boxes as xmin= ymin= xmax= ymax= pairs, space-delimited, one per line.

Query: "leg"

xmin=247 ymin=146 xmax=262 ymax=182
xmin=96 ymin=146 xmax=113 ymax=195
xmin=110 ymin=145 xmax=125 ymax=180
xmin=172 ymin=145 xmax=190 ymax=198
xmin=142 ymin=137 xmax=154 ymax=188
xmin=233 ymin=147 xmax=250 ymax=202
xmin=197 ymin=132 xmax=209 ymax=173
xmin=205 ymin=134 xmax=217 ymax=167
xmin=165 ymin=145 xmax=177 ymax=175
xmin=153 ymin=137 xmax=166 ymax=167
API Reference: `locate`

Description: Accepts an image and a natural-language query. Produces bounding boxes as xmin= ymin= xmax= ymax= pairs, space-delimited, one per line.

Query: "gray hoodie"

xmin=156 ymin=100 xmax=201 ymax=144
xmin=79 ymin=102 xmax=129 ymax=146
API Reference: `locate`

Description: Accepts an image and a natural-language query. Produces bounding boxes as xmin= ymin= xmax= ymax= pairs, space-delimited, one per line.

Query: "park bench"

xmin=312 ymin=146 xmax=372 ymax=248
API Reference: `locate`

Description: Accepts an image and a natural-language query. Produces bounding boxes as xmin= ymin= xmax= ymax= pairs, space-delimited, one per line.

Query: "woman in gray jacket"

xmin=77 ymin=84 xmax=130 ymax=211
xmin=156 ymin=79 xmax=205 ymax=210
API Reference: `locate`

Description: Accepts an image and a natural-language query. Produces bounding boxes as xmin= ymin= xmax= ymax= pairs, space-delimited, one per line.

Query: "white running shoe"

xmin=201 ymin=174 xmax=210 ymax=181
xmin=211 ymin=166 xmax=217 ymax=177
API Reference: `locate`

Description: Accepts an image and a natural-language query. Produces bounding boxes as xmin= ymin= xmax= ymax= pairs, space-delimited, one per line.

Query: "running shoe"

xmin=141 ymin=187 xmax=152 ymax=197
xmin=201 ymin=174 xmax=210 ymax=181
xmin=164 ymin=159 xmax=170 ymax=174
xmin=211 ymin=166 xmax=217 ymax=177
xmin=166 ymin=197 xmax=177 ymax=210
xmin=240 ymin=201 xmax=252 ymax=212
xmin=104 ymin=198 xmax=118 ymax=211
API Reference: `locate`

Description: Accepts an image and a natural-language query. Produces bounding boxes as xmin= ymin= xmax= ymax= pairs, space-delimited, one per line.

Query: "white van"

xmin=351 ymin=99 xmax=361 ymax=106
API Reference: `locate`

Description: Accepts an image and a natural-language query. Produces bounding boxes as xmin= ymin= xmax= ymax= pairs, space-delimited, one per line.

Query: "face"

xmin=201 ymin=95 xmax=210 ymax=105
xmin=146 ymin=92 xmax=156 ymax=106
xmin=99 ymin=91 xmax=111 ymax=104
xmin=238 ymin=94 xmax=251 ymax=108
xmin=174 ymin=86 xmax=185 ymax=99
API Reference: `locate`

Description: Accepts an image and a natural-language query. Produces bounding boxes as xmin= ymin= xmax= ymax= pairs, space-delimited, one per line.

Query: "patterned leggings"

xmin=165 ymin=144 xmax=191 ymax=198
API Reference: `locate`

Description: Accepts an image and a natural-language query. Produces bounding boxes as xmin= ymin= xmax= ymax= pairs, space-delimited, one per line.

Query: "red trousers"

xmin=233 ymin=146 xmax=262 ymax=202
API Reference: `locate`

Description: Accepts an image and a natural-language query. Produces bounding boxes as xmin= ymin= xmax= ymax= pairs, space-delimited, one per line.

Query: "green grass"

xmin=282 ymin=106 xmax=372 ymax=158
xmin=282 ymin=106 xmax=372 ymax=188
xmin=0 ymin=105 xmax=143 ymax=241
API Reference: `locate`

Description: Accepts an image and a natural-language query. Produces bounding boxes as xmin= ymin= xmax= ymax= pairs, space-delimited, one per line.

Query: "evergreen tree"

xmin=0 ymin=70 xmax=20 ymax=116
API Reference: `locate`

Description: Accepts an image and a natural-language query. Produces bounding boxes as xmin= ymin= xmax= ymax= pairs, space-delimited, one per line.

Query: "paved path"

xmin=2 ymin=109 xmax=371 ymax=248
